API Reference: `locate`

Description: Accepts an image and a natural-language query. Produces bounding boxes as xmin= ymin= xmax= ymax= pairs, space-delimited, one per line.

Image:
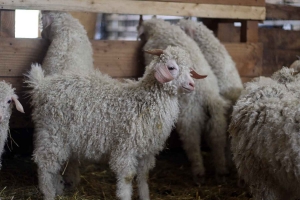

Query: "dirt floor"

xmin=0 ymin=145 xmax=251 ymax=200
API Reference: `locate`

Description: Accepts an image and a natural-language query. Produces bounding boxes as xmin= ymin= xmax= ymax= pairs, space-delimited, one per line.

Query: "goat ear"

xmin=190 ymin=70 xmax=207 ymax=79
xmin=11 ymin=95 xmax=25 ymax=113
xmin=144 ymin=49 xmax=164 ymax=57
xmin=154 ymin=64 xmax=174 ymax=84
xmin=137 ymin=15 xmax=144 ymax=40
xmin=139 ymin=15 xmax=143 ymax=26
xmin=42 ymin=12 xmax=53 ymax=30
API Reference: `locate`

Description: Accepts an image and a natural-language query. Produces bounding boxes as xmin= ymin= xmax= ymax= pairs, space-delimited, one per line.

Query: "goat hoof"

xmin=193 ymin=173 xmax=205 ymax=186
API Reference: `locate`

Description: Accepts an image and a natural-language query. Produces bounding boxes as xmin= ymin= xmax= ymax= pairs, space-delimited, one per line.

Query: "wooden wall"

xmin=0 ymin=0 xmax=266 ymax=129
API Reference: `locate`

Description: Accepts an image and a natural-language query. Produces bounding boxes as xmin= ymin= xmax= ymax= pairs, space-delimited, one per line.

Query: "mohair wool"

xmin=139 ymin=18 xmax=229 ymax=183
xmin=41 ymin=11 xmax=94 ymax=76
xmin=230 ymin=69 xmax=300 ymax=200
xmin=26 ymin=46 xmax=197 ymax=200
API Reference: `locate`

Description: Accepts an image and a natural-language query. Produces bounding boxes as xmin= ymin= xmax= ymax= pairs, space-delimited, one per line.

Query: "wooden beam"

xmin=266 ymin=3 xmax=300 ymax=20
xmin=259 ymin=28 xmax=300 ymax=50
xmin=143 ymin=0 xmax=265 ymax=6
xmin=0 ymin=38 xmax=49 ymax=77
xmin=240 ymin=20 xmax=259 ymax=43
xmin=0 ymin=0 xmax=266 ymax=20
xmin=0 ymin=38 xmax=263 ymax=78
xmin=217 ymin=23 xmax=240 ymax=43
xmin=0 ymin=10 xmax=15 ymax=38
xmin=225 ymin=42 xmax=263 ymax=77
xmin=262 ymin=48 xmax=300 ymax=77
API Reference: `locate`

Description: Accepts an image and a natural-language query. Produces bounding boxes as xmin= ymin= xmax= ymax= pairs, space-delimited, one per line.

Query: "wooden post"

xmin=0 ymin=10 xmax=15 ymax=38
xmin=240 ymin=20 xmax=259 ymax=43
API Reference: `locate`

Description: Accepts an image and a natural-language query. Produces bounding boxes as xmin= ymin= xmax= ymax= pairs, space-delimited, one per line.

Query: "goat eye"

xmin=7 ymin=100 xmax=11 ymax=104
xmin=168 ymin=66 xmax=175 ymax=70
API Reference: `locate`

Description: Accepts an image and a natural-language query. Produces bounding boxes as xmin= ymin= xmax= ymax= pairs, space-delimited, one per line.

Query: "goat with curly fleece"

xmin=229 ymin=70 xmax=300 ymax=200
xmin=0 ymin=82 xmax=24 ymax=168
xmin=138 ymin=18 xmax=230 ymax=184
xmin=41 ymin=11 xmax=94 ymax=75
xmin=26 ymin=46 xmax=205 ymax=200
xmin=178 ymin=19 xmax=243 ymax=103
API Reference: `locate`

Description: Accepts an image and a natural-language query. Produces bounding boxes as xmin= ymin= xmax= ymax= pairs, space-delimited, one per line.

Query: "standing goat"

xmin=26 ymin=46 xmax=205 ymax=200
xmin=0 ymin=82 xmax=24 ymax=168
xmin=178 ymin=19 xmax=243 ymax=103
xmin=138 ymin=18 xmax=230 ymax=184
xmin=229 ymin=65 xmax=300 ymax=200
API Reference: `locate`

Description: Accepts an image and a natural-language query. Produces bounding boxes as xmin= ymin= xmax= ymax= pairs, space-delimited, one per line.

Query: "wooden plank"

xmin=262 ymin=48 xmax=300 ymax=76
xmin=266 ymin=3 xmax=300 ymax=20
xmin=0 ymin=38 xmax=49 ymax=77
xmin=93 ymin=41 xmax=145 ymax=78
xmin=0 ymin=0 xmax=266 ymax=20
xmin=0 ymin=10 xmax=15 ymax=38
xmin=259 ymin=28 xmax=300 ymax=50
xmin=143 ymin=0 xmax=265 ymax=6
xmin=225 ymin=43 xmax=263 ymax=77
xmin=70 ymin=12 xmax=97 ymax=40
xmin=217 ymin=23 xmax=240 ymax=43
xmin=0 ymin=38 xmax=263 ymax=77
xmin=240 ymin=20 xmax=259 ymax=43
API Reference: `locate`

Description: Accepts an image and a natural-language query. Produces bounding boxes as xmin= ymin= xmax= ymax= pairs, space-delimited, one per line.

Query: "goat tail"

xmin=24 ymin=63 xmax=45 ymax=91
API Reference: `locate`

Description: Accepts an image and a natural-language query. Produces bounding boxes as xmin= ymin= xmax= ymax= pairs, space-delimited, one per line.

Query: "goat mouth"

xmin=182 ymin=87 xmax=194 ymax=92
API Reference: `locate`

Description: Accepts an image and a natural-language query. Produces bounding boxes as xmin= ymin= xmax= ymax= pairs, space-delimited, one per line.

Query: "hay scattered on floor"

xmin=0 ymin=149 xmax=251 ymax=200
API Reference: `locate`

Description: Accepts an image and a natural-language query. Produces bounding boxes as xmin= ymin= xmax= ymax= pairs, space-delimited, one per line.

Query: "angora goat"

xmin=229 ymin=68 xmax=300 ymax=200
xmin=26 ymin=46 xmax=206 ymax=200
xmin=138 ymin=17 xmax=230 ymax=184
xmin=0 ymin=81 xmax=24 ymax=168
xmin=178 ymin=19 xmax=243 ymax=103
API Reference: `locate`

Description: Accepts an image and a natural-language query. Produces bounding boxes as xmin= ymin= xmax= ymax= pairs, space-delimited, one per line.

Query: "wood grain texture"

xmin=262 ymin=49 xmax=300 ymax=76
xmin=259 ymin=28 xmax=300 ymax=50
xmin=0 ymin=10 xmax=15 ymax=38
xmin=143 ymin=0 xmax=265 ymax=6
xmin=225 ymin=43 xmax=263 ymax=77
xmin=217 ymin=23 xmax=240 ymax=43
xmin=0 ymin=38 xmax=262 ymax=77
xmin=241 ymin=21 xmax=259 ymax=43
xmin=266 ymin=3 xmax=300 ymax=20
xmin=0 ymin=0 xmax=266 ymax=20
xmin=0 ymin=38 xmax=49 ymax=77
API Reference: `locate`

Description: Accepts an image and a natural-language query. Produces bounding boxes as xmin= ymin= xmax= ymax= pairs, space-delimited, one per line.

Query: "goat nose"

xmin=189 ymin=82 xmax=195 ymax=88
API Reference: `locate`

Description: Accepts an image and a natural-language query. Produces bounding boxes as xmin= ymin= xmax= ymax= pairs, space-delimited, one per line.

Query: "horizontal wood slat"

xmin=226 ymin=43 xmax=263 ymax=77
xmin=143 ymin=0 xmax=265 ymax=6
xmin=0 ymin=0 xmax=266 ymax=20
xmin=266 ymin=3 xmax=300 ymax=20
xmin=262 ymin=49 xmax=300 ymax=77
xmin=0 ymin=38 xmax=263 ymax=77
